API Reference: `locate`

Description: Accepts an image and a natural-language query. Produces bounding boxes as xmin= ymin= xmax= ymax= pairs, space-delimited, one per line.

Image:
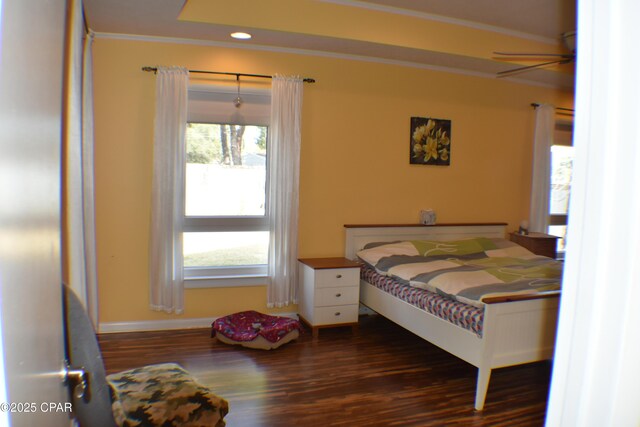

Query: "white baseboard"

xmin=98 ymin=312 xmax=299 ymax=334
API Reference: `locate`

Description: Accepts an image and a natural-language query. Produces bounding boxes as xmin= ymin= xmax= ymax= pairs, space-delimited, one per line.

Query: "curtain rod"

xmin=141 ymin=66 xmax=315 ymax=83
xmin=530 ymin=103 xmax=574 ymax=112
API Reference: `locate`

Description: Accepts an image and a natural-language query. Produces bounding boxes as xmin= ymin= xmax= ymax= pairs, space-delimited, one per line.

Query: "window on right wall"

xmin=548 ymin=121 xmax=574 ymax=256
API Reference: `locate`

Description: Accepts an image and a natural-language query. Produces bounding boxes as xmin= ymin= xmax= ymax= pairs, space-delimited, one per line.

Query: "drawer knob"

xmin=334 ymin=312 xmax=341 ymax=316
xmin=335 ymin=293 xmax=342 ymax=297
xmin=336 ymin=274 xmax=342 ymax=279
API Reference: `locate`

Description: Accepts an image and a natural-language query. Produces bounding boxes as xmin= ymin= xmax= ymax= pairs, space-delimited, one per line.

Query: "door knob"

xmin=65 ymin=363 xmax=90 ymax=401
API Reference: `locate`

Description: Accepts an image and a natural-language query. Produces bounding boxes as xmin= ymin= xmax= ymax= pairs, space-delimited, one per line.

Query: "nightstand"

xmin=298 ymin=257 xmax=361 ymax=338
xmin=509 ymin=232 xmax=559 ymax=258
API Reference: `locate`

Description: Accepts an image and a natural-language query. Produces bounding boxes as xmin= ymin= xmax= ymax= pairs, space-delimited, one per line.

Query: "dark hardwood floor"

xmin=99 ymin=314 xmax=552 ymax=426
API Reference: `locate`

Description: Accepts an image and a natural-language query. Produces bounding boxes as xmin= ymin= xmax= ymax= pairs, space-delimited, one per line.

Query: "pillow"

xmin=357 ymin=237 xmax=537 ymax=270
xmin=357 ymin=241 xmax=420 ymax=267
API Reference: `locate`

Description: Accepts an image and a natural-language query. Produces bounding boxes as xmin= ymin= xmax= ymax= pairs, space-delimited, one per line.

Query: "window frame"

xmin=183 ymin=85 xmax=271 ymax=288
xmin=183 ymin=216 xmax=269 ymax=277
xmin=548 ymin=120 xmax=574 ymax=256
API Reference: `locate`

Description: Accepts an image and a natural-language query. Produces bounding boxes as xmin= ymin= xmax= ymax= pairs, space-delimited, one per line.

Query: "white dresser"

xmin=298 ymin=257 xmax=361 ymax=338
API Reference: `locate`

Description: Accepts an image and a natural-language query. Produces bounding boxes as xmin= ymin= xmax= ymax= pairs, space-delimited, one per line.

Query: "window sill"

xmin=184 ymin=275 xmax=268 ymax=289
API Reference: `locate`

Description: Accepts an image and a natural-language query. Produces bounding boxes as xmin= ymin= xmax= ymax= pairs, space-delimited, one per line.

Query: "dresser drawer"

xmin=315 ymin=286 xmax=359 ymax=307
xmin=314 ymin=268 xmax=359 ymax=288
xmin=314 ymin=304 xmax=359 ymax=325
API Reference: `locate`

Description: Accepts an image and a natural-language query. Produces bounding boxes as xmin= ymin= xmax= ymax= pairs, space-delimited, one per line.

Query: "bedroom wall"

xmin=92 ymin=37 xmax=573 ymax=326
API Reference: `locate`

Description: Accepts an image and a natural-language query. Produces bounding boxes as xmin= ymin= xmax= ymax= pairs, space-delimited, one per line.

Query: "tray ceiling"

xmin=84 ymin=0 xmax=576 ymax=90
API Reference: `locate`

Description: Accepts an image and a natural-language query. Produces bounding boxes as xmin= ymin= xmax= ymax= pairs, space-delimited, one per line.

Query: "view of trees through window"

xmin=184 ymin=123 xmax=268 ymax=268
xmin=186 ymin=123 xmax=267 ymax=166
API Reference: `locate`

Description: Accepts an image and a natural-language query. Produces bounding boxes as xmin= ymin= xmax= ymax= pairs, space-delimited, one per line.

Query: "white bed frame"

xmin=345 ymin=224 xmax=559 ymax=410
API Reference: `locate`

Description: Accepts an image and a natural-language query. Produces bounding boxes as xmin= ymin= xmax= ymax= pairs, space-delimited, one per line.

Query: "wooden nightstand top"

xmin=509 ymin=232 xmax=559 ymax=240
xmin=298 ymin=257 xmax=362 ymax=270
xmin=509 ymin=232 xmax=559 ymax=258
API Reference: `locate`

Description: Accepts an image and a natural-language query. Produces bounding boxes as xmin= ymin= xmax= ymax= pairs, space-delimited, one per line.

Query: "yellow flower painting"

xmin=409 ymin=117 xmax=451 ymax=165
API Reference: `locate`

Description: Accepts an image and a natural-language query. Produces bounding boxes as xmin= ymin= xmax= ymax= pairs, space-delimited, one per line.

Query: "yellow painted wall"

xmin=93 ymin=38 xmax=573 ymax=325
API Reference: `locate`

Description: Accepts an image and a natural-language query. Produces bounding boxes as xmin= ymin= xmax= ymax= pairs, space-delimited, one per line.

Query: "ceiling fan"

xmin=494 ymin=31 xmax=576 ymax=77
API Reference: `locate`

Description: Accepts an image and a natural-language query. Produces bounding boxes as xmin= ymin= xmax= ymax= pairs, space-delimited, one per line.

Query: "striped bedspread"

xmin=362 ymin=266 xmax=485 ymax=337
xmin=357 ymin=237 xmax=562 ymax=308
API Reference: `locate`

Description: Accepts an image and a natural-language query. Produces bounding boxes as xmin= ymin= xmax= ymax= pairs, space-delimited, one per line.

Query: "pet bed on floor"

xmin=211 ymin=310 xmax=302 ymax=350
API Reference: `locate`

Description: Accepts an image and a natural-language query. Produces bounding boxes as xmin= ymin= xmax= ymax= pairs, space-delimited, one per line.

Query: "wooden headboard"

xmin=344 ymin=223 xmax=507 ymax=260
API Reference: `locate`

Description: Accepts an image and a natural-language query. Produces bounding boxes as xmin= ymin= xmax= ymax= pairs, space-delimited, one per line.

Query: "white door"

xmin=0 ymin=0 xmax=71 ymax=426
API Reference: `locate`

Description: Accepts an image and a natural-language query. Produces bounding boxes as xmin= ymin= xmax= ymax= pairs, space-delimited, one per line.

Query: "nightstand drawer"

xmin=314 ymin=305 xmax=359 ymax=325
xmin=315 ymin=286 xmax=359 ymax=306
xmin=315 ymin=268 xmax=359 ymax=288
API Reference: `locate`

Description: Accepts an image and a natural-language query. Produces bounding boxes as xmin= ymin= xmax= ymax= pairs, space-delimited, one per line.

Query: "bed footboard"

xmin=474 ymin=296 xmax=559 ymax=409
xmin=361 ymin=281 xmax=559 ymax=410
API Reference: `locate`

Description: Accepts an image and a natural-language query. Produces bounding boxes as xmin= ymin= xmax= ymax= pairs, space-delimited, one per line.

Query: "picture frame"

xmin=410 ymin=117 xmax=451 ymax=166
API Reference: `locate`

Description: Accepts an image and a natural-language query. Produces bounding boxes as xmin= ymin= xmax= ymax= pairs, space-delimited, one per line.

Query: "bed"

xmin=344 ymin=223 xmax=561 ymax=410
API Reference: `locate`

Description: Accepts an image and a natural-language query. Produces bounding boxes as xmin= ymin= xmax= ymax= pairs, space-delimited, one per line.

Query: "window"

xmin=548 ymin=121 xmax=574 ymax=254
xmin=183 ymin=87 xmax=271 ymax=287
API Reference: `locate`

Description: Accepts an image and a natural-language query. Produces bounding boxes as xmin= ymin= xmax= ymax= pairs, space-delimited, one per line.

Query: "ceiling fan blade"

xmin=493 ymin=51 xmax=575 ymax=58
xmin=496 ymin=59 xmax=573 ymax=77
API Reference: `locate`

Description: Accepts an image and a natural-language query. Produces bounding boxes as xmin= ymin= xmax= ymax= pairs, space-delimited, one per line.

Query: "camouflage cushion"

xmin=107 ymin=363 xmax=229 ymax=427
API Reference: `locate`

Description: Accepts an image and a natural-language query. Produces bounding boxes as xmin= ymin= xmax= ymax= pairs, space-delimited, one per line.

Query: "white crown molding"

xmin=95 ymin=32 xmax=568 ymax=90
xmin=98 ymin=312 xmax=299 ymax=333
xmin=317 ymin=0 xmax=558 ymax=45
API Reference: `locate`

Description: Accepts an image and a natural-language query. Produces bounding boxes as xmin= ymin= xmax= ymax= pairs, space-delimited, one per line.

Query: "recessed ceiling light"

xmin=230 ymin=32 xmax=252 ymax=40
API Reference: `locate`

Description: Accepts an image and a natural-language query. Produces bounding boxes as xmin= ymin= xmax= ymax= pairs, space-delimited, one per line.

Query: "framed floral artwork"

xmin=410 ymin=117 xmax=451 ymax=165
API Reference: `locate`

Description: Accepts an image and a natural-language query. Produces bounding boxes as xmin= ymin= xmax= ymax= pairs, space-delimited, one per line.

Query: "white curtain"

xmin=65 ymin=0 xmax=99 ymax=326
xmin=149 ymin=67 xmax=189 ymax=314
xmin=528 ymin=103 xmax=555 ymax=233
xmin=546 ymin=0 xmax=640 ymax=424
xmin=267 ymin=76 xmax=303 ymax=308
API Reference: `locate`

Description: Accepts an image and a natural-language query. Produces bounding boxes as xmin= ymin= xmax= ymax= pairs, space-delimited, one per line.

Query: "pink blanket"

xmin=211 ymin=310 xmax=303 ymax=343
